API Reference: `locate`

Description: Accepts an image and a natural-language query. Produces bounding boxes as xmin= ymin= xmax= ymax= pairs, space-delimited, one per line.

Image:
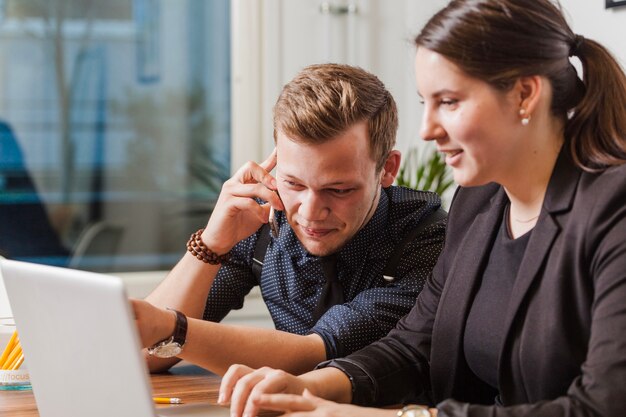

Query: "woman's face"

xmin=414 ymin=47 xmax=526 ymax=187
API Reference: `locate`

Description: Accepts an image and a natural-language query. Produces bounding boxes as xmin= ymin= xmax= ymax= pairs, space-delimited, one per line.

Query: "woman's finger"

xmin=254 ymin=393 xmax=316 ymax=412
xmin=219 ymin=364 xmax=254 ymax=405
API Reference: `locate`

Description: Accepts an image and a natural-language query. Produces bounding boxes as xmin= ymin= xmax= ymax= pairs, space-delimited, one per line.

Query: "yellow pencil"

xmin=153 ymin=397 xmax=183 ymax=404
xmin=2 ymin=341 xmax=22 ymax=370
xmin=9 ymin=352 xmax=24 ymax=371
xmin=0 ymin=331 xmax=18 ymax=368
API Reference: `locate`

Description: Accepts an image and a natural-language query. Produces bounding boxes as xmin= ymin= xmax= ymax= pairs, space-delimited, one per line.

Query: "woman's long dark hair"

xmin=415 ymin=0 xmax=626 ymax=172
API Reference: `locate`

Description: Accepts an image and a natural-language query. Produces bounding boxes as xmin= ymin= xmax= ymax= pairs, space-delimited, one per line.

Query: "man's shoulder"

xmin=385 ymin=185 xmax=441 ymax=212
xmin=383 ymin=186 xmax=444 ymax=239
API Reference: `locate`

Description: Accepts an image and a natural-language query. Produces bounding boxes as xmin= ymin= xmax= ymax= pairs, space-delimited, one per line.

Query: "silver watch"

xmin=147 ymin=309 xmax=188 ymax=358
xmin=397 ymin=405 xmax=431 ymax=417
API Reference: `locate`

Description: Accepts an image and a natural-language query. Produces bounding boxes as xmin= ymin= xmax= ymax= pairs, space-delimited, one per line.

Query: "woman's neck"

xmin=502 ymin=133 xmax=563 ymax=239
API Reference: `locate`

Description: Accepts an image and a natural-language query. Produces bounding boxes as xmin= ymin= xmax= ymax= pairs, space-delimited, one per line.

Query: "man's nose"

xmin=298 ymin=191 xmax=329 ymax=223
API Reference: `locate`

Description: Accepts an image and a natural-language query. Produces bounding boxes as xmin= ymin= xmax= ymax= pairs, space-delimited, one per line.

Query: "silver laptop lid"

xmin=1 ymin=259 xmax=161 ymax=417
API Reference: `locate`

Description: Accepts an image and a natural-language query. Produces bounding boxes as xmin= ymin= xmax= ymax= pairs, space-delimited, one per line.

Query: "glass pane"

xmin=0 ymin=0 xmax=231 ymax=272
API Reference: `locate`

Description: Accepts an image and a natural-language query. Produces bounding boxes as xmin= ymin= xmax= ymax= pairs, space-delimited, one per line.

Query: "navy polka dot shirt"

xmin=203 ymin=186 xmax=446 ymax=359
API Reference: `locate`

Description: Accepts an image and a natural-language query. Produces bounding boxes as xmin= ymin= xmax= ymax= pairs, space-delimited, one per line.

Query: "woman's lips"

xmin=440 ymin=149 xmax=463 ymax=166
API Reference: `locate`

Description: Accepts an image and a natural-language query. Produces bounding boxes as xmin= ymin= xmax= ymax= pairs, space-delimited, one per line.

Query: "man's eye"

xmin=330 ymin=188 xmax=354 ymax=195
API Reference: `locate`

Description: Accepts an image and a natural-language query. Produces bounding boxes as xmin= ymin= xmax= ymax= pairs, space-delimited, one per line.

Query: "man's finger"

xmin=259 ymin=148 xmax=278 ymax=173
xmin=233 ymin=160 xmax=277 ymax=193
xmin=226 ymin=182 xmax=284 ymax=211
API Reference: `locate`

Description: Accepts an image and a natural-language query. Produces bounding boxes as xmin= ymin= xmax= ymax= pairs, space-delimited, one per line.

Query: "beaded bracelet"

xmin=186 ymin=228 xmax=231 ymax=265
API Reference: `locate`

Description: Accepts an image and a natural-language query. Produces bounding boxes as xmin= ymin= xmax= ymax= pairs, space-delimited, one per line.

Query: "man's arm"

xmin=133 ymin=298 xmax=327 ymax=375
xmin=312 ymin=220 xmax=445 ymax=359
xmin=138 ymin=252 xmax=222 ymax=372
xmin=132 ymin=151 xmax=284 ymax=373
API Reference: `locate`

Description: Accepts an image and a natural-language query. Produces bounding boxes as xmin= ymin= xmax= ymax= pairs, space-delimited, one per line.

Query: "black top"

xmin=463 ymin=206 xmax=532 ymax=390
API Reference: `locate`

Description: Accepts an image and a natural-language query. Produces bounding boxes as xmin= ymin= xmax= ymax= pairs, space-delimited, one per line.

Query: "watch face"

xmin=406 ymin=410 xmax=430 ymax=417
xmin=151 ymin=342 xmax=182 ymax=358
xmin=399 ymin=406 xmax=431 ymax=417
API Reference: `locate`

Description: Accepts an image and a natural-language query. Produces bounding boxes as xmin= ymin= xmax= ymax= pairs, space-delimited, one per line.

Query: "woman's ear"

xmin=516 ymin=75 xmax=543 ymax=116
xmin=380 ymin=150 xmax=401 ymax=187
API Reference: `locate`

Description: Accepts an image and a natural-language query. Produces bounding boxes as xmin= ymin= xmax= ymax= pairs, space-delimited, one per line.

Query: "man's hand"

xmin=218 ymin=364 xmax=308 ymax=417
xmin=130 ymin=298 xmax=176 ymax=348
xmin=201 ymin=149 xmax=284 ymax=254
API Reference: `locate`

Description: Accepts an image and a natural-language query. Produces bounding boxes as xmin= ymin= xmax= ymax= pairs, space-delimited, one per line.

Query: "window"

xmin=0 ymin=0 xmax=231 ymax=272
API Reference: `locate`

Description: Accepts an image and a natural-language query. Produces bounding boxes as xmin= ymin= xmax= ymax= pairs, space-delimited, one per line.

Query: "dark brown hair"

xmin=273 ymin=63 xmax=398 ymax=172
xmin=415 ymin=0 xmax=626 ymax=171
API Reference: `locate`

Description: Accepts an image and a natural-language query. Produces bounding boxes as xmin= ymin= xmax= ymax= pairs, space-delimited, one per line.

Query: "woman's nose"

xmin=419 ymin=107 xmax=445 ymax=143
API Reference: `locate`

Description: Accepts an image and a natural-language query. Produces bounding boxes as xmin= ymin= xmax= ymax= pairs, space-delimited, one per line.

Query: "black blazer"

xmin=329 ymin=149 xmax=626 ymax=416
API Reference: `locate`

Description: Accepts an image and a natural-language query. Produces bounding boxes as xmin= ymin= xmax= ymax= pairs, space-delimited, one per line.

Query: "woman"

xmin=219 ymin=0 xmax=626 ymax=416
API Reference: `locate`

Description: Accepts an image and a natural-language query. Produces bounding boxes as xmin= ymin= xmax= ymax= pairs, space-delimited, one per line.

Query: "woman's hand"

xmin=256 ymin=389 xmax=396 ymax=417
xmin=219 ymin=364 xmax=309 ymax=417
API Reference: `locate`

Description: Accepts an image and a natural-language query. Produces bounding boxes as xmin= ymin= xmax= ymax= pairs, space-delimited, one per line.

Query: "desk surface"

xmin=0 ymin=365 xmax=223 ymax=417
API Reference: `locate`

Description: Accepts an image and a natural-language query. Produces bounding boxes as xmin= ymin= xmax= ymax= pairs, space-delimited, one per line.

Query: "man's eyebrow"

xmin=280 ymin=173 xmax=301 ymax=182
xmin=280 ymin=173 xmax=355 ymax=188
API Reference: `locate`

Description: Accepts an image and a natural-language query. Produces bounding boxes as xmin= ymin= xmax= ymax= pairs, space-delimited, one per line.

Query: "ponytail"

xmin=566 ymin=38 xmax=626 ymax=171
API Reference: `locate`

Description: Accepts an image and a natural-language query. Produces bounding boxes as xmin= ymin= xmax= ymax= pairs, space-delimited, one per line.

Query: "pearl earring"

xmin=519 ymin=108 xmax=531 ymax=126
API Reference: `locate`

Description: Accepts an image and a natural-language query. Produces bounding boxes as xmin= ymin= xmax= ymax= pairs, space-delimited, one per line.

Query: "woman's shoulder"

xmin=450 ymin=183 xmax=502 ymax=213
xmin=577 ymin=163 xmax=626 ymax=202
xmin=564 ymin=164 xmax=626 ymax=252
xmin=446 ymin=183 xmax=503 ymax=232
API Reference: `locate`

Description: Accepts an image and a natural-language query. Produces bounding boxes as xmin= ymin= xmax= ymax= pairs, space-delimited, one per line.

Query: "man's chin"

xmin=300 ymin=238 xmax=344 ymax=257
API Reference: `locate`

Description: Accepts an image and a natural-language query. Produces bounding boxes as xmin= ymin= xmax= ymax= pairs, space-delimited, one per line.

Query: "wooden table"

xmin=0 ymin=364 xmax=222 ymax=417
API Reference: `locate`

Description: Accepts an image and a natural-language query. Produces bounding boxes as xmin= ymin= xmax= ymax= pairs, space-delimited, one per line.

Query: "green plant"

xmin=396 ymin=146 xmax=455 ymax=196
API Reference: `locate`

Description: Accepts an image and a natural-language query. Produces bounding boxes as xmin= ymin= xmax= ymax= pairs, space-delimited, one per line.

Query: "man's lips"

xmin=300 ymin=225 xmax=335 ymax=238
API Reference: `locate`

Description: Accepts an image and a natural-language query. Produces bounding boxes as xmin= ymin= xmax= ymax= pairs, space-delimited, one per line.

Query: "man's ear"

xmin=380 ymin=150 xmax=401 ymax=187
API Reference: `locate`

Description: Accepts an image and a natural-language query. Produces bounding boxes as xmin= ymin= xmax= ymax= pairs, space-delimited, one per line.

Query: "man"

xmin=132 ymin=64 xmax=445 ymax=376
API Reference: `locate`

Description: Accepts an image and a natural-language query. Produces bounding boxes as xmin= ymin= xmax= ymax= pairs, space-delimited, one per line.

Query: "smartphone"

xmin=268 ymin=191 xmax=282 ymax=238
xmin=269 ymin=205 xmax=279 ymax=238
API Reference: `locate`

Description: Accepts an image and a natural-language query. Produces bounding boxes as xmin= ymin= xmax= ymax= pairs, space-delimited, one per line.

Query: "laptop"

xmin=0 ymin=259 xmax=230 ymax=417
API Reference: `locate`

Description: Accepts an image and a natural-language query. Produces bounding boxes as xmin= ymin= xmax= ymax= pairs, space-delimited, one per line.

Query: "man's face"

xmin=275 ymin=121 xmax=382 ymax=257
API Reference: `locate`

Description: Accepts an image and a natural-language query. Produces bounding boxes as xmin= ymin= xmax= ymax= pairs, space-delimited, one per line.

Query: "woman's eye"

xmin=440 ymin=99 xmax=458 ymax=106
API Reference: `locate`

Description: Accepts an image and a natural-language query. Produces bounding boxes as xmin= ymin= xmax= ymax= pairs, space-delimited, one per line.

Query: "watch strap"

xmin=167 ymin=308 xmax=188 ymax=346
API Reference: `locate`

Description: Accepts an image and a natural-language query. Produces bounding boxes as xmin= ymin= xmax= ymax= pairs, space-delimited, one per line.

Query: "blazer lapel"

xmin=498 ymin=148 xmax=581 ymax=387
xmin=431 ymin=188 xmax=508 ymax=399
